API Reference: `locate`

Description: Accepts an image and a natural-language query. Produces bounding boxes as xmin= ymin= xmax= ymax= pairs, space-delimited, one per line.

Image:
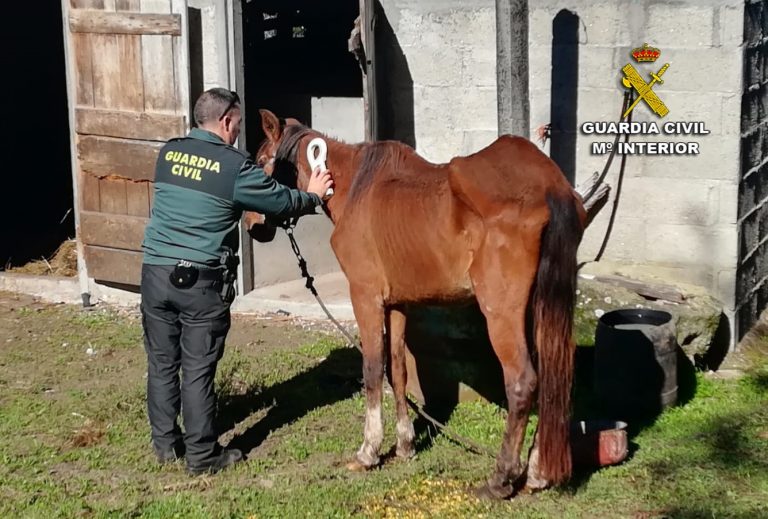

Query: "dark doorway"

xmin=241 ymin=0 xmax=363 ymax=151
xmin=1 ymin=2 xmax=74 ymax=269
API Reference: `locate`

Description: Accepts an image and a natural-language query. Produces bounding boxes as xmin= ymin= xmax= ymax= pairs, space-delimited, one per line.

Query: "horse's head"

xmin=257 ymin=109 xmax=319 ymax=191
xmin=241 ymin=110 xmax=303 ymax=242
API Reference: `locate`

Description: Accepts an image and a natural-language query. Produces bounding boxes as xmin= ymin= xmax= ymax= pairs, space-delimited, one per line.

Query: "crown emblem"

xmin=631 ymin=43 xmax=660 ymax=63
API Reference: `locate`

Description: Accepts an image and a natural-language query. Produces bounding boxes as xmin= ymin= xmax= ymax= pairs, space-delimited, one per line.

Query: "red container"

xmin=570 ymin=419 xmax=629 ymax=467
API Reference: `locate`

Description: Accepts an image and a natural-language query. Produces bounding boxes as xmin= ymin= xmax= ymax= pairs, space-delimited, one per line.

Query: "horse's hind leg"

xmin=387 ymin=308 xmax=415 ymax=459
xmin=470 ymin=229 xmax=539 ymax=499
xmin=523 ymin=429 xmax=550 ymax=491
xmin=347 ymin=288 xmax=386 ymax=471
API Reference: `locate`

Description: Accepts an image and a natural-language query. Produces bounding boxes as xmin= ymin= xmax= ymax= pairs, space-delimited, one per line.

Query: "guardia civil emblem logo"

xmin=621 ymin=43 xmax=670 ymax=118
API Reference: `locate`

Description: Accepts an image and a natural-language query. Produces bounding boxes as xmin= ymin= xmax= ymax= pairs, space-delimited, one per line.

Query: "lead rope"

xmin=281 ymin=223 xmax=497 ymax=459
xmin=579 ymin=90 xmax=634 ymax=269
xmin=275 ymin=92 xmax=630 ymax=460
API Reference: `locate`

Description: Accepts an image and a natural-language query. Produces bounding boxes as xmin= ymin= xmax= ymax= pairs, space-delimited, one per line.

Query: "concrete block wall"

xmin=187 ymin=0 xmax=231 ymax=92
xmin=737 ymin=0 xmax=768 ymax=338
xmin=182 ymin=0 xmax=750 ymax=336
xmin=529 ymin=0 xmax=744 ymax=332
xmin=379 ymin=0 xmax=498 ymax=163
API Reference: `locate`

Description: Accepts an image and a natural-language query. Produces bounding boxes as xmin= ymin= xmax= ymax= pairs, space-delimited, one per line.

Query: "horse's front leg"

xmin=387 ymin=307 xmax=415 ymax=459
xmin=347 ymin=288 xmax=386 ymax=471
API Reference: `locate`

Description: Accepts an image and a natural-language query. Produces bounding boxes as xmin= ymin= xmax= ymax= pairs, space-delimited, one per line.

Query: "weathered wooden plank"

xmin=80 ymin=168 xmax=101 ymax=212
xmin=90 ymin=34 xmax=120 ymax=109
xmin=80 ymin=211 xmax=147 ymax=250
xmin=76 ymin=107 xmax=185 ymax=141
xmin=141 ymin=35 xmax=176 ymax=112
xmin=148 ymin=182 xmax=155 ymax=210
xmin=117 ymin=34 xmax=145 ymax=111
xmin=575 ymin=171 xmax=612 ymax=228
xmin=91 ymin=33 xmax=144 ymax=111
xmin=99 ymin=177 xmax=128 ymax=214
xmin=171 ymin=0 xmax=191 ymax=122
xmin=126 ymin=181 xmax=150 ymax=217
xmin=83 ymin=246 xmax=143 ymax=285
xmin=78 ymin=135 xmax=160 ymax=181
xmin=71 ymin=0 xmax=105 ymax=8
xmin=70 ymin=9 xmax=182 ymax=36
xmin=72 ymin=33 xmax=94 ymax=106
xmin=140 ymin=1 xmax=175 ymax=112
xmin=116 ymin=0 xmax=141 ymax=11
xmin=140 ymin=0 xmax=171 ymax=12
xmin=116 ymin=35 xmax=144 ymax=112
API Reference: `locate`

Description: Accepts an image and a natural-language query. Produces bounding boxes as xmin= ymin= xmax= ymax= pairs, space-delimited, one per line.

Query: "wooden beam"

xmin=69 ymin=9 xmax=181 ymax=36
xmin=83 ymin=245 xmax=143 ymax=286
xmin=76 ymin=107 xmax=185 ymax=141
xmin=80 ymin=211 xmax=148 ymax=251
xmin=575 ymin=171 xmax=612 ymax=228
xmin=232 ymin=0 xmax=254 ymax=294
xmin=63 ymin=0 xmax=93 ymax=296
xmin=78 ymin=135 xmax=161 ymax=181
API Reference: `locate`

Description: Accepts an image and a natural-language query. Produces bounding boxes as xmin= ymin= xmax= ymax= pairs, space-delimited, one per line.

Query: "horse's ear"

xmin=259 ymin=109 xmax=281 ymax=142
xmin=285 ymin=117 xmax=301 ymax=127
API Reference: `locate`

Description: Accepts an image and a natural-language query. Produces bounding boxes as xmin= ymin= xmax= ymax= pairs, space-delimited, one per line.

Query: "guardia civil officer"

xmin=140 ymin=88 xmax=332 ymax=476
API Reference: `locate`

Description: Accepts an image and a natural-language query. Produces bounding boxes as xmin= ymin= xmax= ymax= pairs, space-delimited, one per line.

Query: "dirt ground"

xmin=1 ymin=289 xmax=767 ymax=518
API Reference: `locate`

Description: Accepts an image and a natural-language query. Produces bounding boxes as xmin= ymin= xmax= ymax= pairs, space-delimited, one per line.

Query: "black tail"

xmin=533 ymin=192 xmax=584 ymax=484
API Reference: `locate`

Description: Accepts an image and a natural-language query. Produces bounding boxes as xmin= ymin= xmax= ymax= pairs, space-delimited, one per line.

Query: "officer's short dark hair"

xmin=193 ymin=88 xmax=240 ymax=126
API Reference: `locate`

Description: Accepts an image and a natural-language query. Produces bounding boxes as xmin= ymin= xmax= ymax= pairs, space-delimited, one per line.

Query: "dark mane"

xmin=272 ymin=124 xmax=314 ymax=187
xmin=348 ymin=141 xmax=404 ymax=204
xmin=276 ymin=124 xmax=314 ymax=164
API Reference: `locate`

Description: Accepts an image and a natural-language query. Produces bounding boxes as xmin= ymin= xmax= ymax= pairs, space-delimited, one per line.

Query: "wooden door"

xmin=63 ymin=0 xmax=190 ymax=286
xmin=359 ymin=0 xmax=378 ymax=141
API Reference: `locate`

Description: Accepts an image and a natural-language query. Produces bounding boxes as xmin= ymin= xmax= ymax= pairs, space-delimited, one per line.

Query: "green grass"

xmin=0 ymin=298 xmax=767 ymax=518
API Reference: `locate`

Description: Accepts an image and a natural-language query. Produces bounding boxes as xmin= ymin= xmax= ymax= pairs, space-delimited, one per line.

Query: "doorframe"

xmin=60 ymin=0 xmax=90 ymax=304
xmin=360 ymin=0 xmax=378 ymax=141
xmin=232 ymin=0 xmax=373 ymax=294
xmin=226 ymin=0 xmax=254 ymax=295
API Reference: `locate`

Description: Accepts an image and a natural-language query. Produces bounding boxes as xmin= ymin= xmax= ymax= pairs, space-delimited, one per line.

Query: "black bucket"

xmin=593 ymin=308 xmax=678 ymax=420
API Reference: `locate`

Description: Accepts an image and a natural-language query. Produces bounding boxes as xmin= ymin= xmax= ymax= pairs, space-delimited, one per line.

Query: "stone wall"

xmin=528 ymin=0 xmax=744 ymax=338
xmin=184 ymin=0 xmax=750 ymax=340
xmin=378 ymin=0 xmax=498 ymax=161
xmin=187 ymin=0 xmax=231 ymax=93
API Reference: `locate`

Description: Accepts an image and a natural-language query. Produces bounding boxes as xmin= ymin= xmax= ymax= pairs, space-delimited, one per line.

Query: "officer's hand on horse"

xmin=307 ymin=166 xmax=334 ymax=201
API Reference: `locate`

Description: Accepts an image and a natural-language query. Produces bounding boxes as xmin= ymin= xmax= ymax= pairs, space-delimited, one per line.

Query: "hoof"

xmin=346 ymin=458 xmax=375 ymax=472
xmin=473 ymin=482 xmax=513 ymax=501
xmin=395 ymin=444 xmax=416 ymax=460
xmin=522 ymin=476 xmax=551 ymax=494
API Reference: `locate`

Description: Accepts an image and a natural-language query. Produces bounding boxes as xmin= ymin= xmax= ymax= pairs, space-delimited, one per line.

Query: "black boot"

xmin=154 ymin=442 xmax=185 ymax=464
xmin=187 ymin=448 xmax=244 ymax=476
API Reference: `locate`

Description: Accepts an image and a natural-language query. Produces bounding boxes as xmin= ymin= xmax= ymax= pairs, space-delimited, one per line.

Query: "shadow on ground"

xmin=219 ymin=347 xmax=362 ymax=456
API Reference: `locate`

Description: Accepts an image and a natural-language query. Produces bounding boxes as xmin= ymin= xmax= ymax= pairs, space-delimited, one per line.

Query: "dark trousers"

xmin=140 ymin=263 xmax=231 ymax=465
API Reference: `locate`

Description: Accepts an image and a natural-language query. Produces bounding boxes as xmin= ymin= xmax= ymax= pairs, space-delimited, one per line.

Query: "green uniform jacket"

xmin=142 ymin=128 xmax=321 ymax=266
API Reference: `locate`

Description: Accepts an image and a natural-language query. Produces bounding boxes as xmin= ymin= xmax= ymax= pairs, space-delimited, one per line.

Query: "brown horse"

xmin=253 ymin=109 xmax=586 ymax=499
